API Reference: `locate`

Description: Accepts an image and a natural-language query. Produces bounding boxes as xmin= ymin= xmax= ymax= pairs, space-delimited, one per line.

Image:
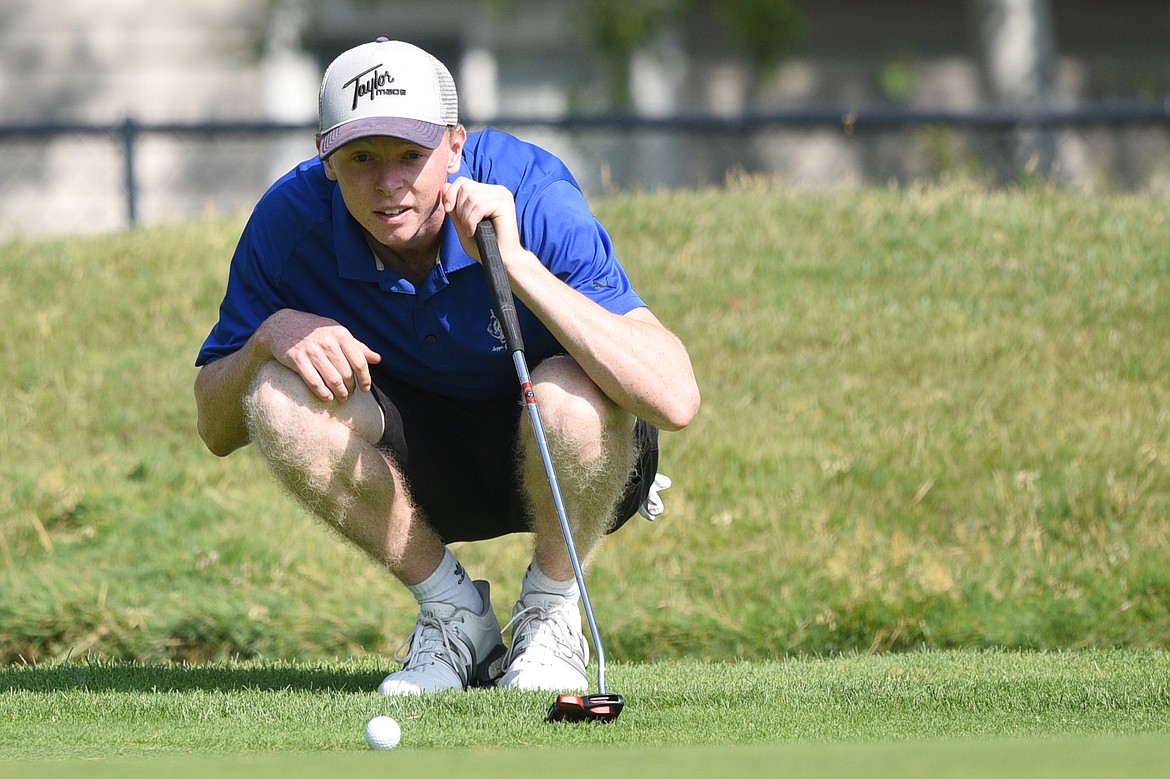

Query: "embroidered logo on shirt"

xmin=487 ymin=311 xmax=506 ymax=352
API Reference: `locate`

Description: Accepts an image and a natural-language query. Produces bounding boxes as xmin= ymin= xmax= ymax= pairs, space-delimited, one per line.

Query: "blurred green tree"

xmin=580 ymin=0 xmax=802 ymax=108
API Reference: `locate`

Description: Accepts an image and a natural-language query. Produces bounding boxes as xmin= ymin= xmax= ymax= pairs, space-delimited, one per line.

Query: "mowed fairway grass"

xmin=1 ymin=182 xmax=1169 ymax=775
xmin=2 ymin=652 xmax=1169 ymax=775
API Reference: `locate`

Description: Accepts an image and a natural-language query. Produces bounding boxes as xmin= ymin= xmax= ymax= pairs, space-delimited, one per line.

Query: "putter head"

xmin=545 ymin=693 xmax=625 ymax=723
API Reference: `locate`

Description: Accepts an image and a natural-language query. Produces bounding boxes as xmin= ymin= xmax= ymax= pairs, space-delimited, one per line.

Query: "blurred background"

xmin=1 ymin=0 xmax=1168 ymax=237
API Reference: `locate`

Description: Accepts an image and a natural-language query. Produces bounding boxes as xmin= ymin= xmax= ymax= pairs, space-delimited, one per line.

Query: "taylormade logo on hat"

xmin=318 ymin=38 xmax=458 ymax=158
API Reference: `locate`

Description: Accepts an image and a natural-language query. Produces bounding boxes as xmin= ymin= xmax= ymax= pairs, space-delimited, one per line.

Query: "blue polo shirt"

xmin=196 ymin=129 xmax=645 ymax=400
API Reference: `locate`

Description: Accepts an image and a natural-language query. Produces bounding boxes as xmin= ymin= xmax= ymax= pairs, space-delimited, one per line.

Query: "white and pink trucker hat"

xmin=317 ymin=38 xmax=458 ymax=158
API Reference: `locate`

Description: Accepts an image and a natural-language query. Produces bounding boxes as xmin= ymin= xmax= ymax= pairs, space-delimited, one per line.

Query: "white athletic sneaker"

xmin=498 ymin=590 xmax=589 ymax=692
xmin=377 ymin=580 xmax=506 ymax=696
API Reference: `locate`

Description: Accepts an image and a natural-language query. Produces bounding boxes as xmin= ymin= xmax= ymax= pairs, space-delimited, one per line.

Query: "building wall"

xmin=0 ymin=0 xmax=268 ymax=123
xmin=1 ymin=0 xmax=1167 ymax=236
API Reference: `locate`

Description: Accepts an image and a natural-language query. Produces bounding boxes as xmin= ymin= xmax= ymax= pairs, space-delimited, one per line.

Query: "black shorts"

xmin=370 ymin=373 xmax=659 ymax=544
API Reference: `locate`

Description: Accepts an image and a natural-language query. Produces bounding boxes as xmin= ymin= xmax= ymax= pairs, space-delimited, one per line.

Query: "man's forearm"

xmin=505 ymin=250 xmax=700 ymax=431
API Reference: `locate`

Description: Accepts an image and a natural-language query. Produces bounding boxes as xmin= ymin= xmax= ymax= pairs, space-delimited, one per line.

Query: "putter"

xmin=474 ymin=220 xmax=625 ymax=724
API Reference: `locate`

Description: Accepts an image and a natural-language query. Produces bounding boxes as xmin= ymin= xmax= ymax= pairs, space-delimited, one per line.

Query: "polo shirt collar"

xmin=438 ymin=219 xmax=478 ymax=273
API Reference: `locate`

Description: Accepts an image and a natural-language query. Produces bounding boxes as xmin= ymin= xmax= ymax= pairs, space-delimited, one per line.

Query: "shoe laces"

xmin=394 ymin=611 xmax=475 ymax=685
xmin=503 ymin=600 xmax=584 ymax=668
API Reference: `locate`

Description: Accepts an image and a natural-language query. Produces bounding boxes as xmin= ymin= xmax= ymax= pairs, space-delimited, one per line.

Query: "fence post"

xmin=120 ymin=116 xmax=139 ymax=227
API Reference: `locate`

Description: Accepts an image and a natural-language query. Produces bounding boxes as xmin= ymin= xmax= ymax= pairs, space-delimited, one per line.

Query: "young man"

xmin=194 ymin=38 xmax=699 ymax=695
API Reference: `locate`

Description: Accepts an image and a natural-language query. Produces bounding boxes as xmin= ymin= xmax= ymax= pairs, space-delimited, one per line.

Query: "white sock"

xmin=521 ymin=561 xmax=579 ymax=602
xmin=408 ymin=549 xmax=482 ymax=612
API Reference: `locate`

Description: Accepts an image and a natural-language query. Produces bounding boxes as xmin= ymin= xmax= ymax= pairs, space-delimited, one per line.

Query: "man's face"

xmin=322 ymin=128 xmax=465 ymax=255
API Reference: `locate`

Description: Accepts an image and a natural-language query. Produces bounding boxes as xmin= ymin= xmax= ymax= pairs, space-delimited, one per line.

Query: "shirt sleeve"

xmin=521 ymin=179 xmax=646 ymax=315
xmin=194 ymin=216 xmax=287 ymax=366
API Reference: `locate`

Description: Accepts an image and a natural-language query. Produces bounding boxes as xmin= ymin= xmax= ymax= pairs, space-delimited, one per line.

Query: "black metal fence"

xmin=2 ymin=102 xmax=1168 ymax=237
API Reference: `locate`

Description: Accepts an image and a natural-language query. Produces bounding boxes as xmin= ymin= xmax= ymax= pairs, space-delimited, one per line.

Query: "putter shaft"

xmin=510 ymin=350 xmax=610 ymax=695
xmin=474 ymin=220 xmax=613 ymax=697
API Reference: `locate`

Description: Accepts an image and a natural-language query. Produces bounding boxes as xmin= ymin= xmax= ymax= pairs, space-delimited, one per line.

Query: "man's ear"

xmin=446 ymin=125 xmax=467 ymax=174
xmin=316 ymin=136 xmax=339 ymax=180
xmin=320 ymin=155 xmax=339 ymax=181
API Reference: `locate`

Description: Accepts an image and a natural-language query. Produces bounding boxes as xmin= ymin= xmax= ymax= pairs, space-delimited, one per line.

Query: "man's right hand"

xmin=259 ymin=309 xmax=382 ymax=403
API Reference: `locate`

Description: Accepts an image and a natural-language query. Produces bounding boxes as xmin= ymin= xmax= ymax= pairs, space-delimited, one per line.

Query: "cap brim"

xmin=318 ymin=117 xmax=447 ymax=158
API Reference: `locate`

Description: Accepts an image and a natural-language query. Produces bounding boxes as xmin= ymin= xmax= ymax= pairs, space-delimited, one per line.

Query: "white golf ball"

xmin=365 ymin=715 xmax=401 ymax=750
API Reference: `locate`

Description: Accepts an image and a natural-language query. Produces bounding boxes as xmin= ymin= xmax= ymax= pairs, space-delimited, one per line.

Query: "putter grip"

xmin=474 ymin=220 xmax=525 ymax=353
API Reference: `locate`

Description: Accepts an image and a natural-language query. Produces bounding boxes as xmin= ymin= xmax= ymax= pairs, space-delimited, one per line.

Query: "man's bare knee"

xmin=244 ymin=362 xmax=306 ymax=438
xmin=244 ymin=361 xmax=384 ymax=447
xmin=529 ymin=357 xmax=628 ymax=464
xmin=524 ymin=359 xmax=636 ymax=576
